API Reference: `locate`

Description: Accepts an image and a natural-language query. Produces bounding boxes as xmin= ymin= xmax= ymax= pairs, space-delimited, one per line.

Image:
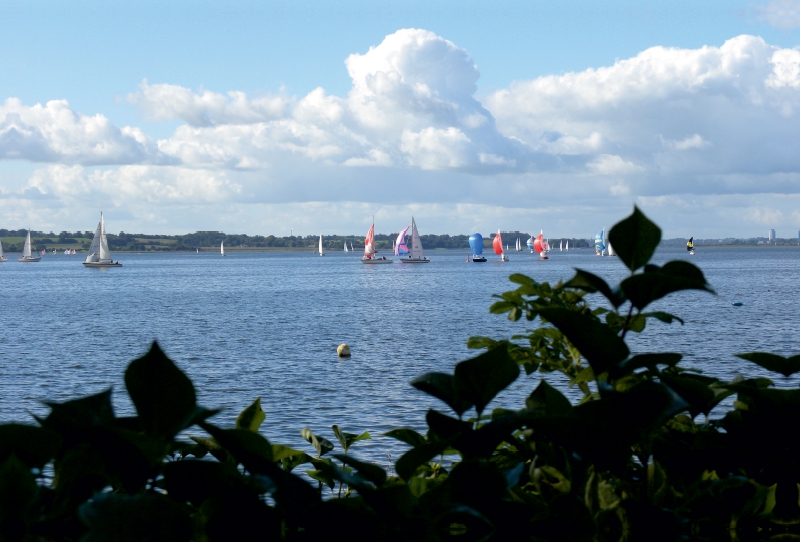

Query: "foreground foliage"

xmin=2 ymin=207 xmax=800 ymax=541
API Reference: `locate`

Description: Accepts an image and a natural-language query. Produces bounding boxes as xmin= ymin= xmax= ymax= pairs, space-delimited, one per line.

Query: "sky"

xmin=2 ymin=0 xmax=800 ymax=238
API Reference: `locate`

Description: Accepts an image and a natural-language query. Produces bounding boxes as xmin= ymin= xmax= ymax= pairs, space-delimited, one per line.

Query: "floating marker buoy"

xmin=732 ymin=302 xmax=743 ymax=307
xmin=337 ymin=344 xmax=351 ymax=357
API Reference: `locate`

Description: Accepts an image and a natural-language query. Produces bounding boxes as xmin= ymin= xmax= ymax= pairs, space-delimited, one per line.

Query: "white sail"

xmin=608 ymin=243 xmax=615 ymax=257
xmin=319 ymin=234 xmax=324 ymax=255
xmin=0 ymin=239 xmax=4 ymax=257
xmin=560 ymin=240 xmax=563 ymax=251
xmin=344 ymin=240 xmax=349 ymax=252
xmin=23 ymin=231 xmax=32 ymax=258
xmin=566 ymin=240 xmax=569 ymax=251
xmin=85 ymin=220 xmax=102 ymax=263
xmin=410 ymin=217 xmax=425 ymax=259
xmin=220 ymin=241 xmax=225 ymax=256
xmin=98 ymin=214 xmax=111 ymax=261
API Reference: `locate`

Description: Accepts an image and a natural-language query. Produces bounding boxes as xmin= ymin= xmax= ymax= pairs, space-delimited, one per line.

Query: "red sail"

xmin=493 ymin=232 xmax=503 ymax=255
xmin=534 ymin=234 xmax=544 ymax=254
xmin=364 ymin=224 xmax=375 ymax=258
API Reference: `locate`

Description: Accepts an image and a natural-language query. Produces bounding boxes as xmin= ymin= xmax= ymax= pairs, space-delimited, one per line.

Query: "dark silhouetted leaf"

xmin=79 ymin=493 xmax=192 ymax=542
xmin=526 ymin=379 xmax=572 ymax=415
xmin=736 ymin=352 xmax=800 ymax=378
xmin=620 ymin=262 xmax=714 ymax=311
xmin=539 ymin=308 xmax=630 ymax=375
xmin=0 ymin=455 xmax=38 ymax=523
xmin=334 ymin=454 xmax=387 ymax=486
xmin=661 ymin=374 xmax=717 ymax=417
xmin=454 ymin=346 xmax=519 ymax=415
xmin=200 ymin=423 xmax=273 ymax=469
xmin=385 ymin=428 xmax=427 ymax=448
xmin=411 ymin=372 xmax=472 ymax=416
xmin=564 ymin=269 xmax=626 ymax=308
xmin=124 ymin=342 xmax=197 ymax=439
xmin=44 ymin=388 xmax=115 ymax=432
xmin=642 ymin=311 xmax=684 ymax=325
xmin=163 ymin=460 xmax=253 ymax=506
xmin=608 ymin=206 xmax=662 ymax=271
xmin=426 ymin=409 xmax=472 ymax=441
xmin=395 ymin=440 xmax=449 ymax=481
xmin=235 ymin=397 xmax=266 ymax=432
xmin=0 ymin=424 xmax=61 ymax=469
xmin=612 ymin=353 xmax=682 ymax=377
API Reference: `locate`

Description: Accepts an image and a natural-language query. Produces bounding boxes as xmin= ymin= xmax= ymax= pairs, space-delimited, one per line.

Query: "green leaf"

xmin=385 ymin=428 xmax=427 ymax=448
xmin=124 ymin=342 xmax=198 ymax=439
xmin=271 ymin=445 xmax=306 ymax=462
xmin=410 ymin=372 xmax=473 ymax=416
xmin=235 ymin=397 xmax=266 ymax=432
xmin=332 ymin=425 xmax=371 ymax=453
xmin=608 ymin=205 xmax=662 ymax=271
xmin=79 ymin=493 xmax=193 ymax=542
xmin=736 ymin=352 xmax=800 ymax=378
xmin=454 ymin=346 xmax=519 ymax=416
xmin=526 ymin=379 xmax=572 ymax=415
xmin=334 ymin=454 xmax=387 ymax=486
xmin=508 ymin=273 xmax=536 ymax=286
xmin=281 ymin=452 xmax=313 ymax=472
xmin=301 ymin=428 xmax=334 ymax=457
xmin=620 ymin=261 xmax=715 ymax=311
xmin=660 ymin=374 xmax=718 ymax=417
xmin=539 ymin=308 xmax=630 ymax=375
xmin=563 ymin=269 xmax=626 ymax=308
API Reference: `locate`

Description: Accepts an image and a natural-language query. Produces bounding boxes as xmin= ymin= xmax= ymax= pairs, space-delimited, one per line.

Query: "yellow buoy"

xmin=337 ymin=344 xmax=351 ymax=357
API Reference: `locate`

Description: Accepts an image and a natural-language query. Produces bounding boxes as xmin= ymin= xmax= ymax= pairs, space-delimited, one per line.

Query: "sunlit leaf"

xmin=608 ymin=205 xmax=662 ymax=271
xmin=235 ymin=397 xmax=266 ymax=433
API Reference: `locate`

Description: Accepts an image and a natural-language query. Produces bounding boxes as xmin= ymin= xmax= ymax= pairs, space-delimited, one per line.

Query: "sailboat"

xmin=533 ymin=230 xmax=549 ymax=260
xmin=344 ymin=240 xmax=349 ymax=253
xmin=594 ymin=229 xmax=606 ymax=256
xmin=608 ymin=242 xmax=616 ymax=257
xmin=221 ymin=241 xmax=225 ymax=256
xmin=18 ymin=231 xmax=41 ymax=262
xmin=687 ymin=237 xmax=695 ymax=255
xmin=566 ymin=240 xmax=569 ymax=251
xmin=527 ymin=236 xmax=534 ymax=253
xmin=469 ymin=233 xmax=487 ymax=262
xmin=362 ymin=220 xmax=392 ymax=264
xmin=493 ymin=230 xmax=509 ymax=262
xmin=349 ymin=241 xmax=354 ymax=252
xmin=318 ymin=234 xmax=325 ymax=256
xmin=398 ymin=217 xmax=429 ymax=263
xmin=560 ymin=240 xmax=563 ymax=252
xmin=83 ymin=213 xmax=121 ymax=267
xmin=516 ymin=237 xmax=522 ymax=252
xmin=0 ymin=239 xmax=7 ymax=262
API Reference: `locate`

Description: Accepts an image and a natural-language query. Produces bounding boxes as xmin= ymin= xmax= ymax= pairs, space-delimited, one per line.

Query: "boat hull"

xmin=361 ymin=257 xmax=393 ymax=264
xmin=83 ymin=262 xmax=122 ymax=267
xmin=472 ymin=256 xmax=487 ymax=262
xmin=0 ymin=257 xmax=7 ymax=262
xmin=399 ymin=258 xmax=430 ymax=264
xmin=18 ymin=257 xmax=41 ymax=262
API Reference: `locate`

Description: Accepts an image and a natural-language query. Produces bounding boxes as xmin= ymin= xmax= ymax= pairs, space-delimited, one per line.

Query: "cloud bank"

xmin=2 ymin=29 xmax=800 ymax=236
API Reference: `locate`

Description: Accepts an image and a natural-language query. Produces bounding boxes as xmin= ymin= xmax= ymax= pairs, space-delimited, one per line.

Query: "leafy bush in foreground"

xmin=2 ymin=206 xmax=800 ymax=542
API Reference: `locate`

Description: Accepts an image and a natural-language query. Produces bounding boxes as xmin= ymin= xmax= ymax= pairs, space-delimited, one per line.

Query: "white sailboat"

xmin=560 ymin=240 xmax=563 ymax=252
xmin=344 ymin=240 xmax=349 ymax=253
xmin=608 ymin=242 xmax=616 ymax=257
xmin=0 ymin=239 xmax=7 ymax=262
xmin=18 ymin=231 xmax=41 ymax=262
xmin=318 ymin=234 xmax=325 ymax=256
xmin=515 ymin=238 xmax=522 ymax=252
xmin=399 ymin=216 xmax=429 ymax=263
xmin=566 ymin=240 xmax=569 ymax=251
xmin=362 ymin=220 xmax=392 ymax=264
xmin=83 ymin=213 xmax=121 ymax=267
xmin=221 ymin=241 xmax=225 ymax=256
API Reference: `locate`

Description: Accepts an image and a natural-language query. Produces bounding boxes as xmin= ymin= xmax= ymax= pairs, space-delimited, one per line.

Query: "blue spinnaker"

xmin=594 ymin=230 xmax=605 ymax=253
xmin=469 ymin=233 xmax=484 ymax=255
xmin=526 ymin=237 xmax=534 ymax=250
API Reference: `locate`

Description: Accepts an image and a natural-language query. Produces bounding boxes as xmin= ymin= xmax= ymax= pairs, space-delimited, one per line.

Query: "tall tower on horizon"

xmin=769 ymin=229 xmax=776 ymax=243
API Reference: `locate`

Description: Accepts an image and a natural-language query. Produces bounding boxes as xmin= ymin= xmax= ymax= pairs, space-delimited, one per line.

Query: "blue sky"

xmin=2 ymin=0 xmax=800 ymax=237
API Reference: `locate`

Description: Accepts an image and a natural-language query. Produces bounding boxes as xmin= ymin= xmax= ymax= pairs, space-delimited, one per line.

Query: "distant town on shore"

xmin=0 ymin=228 xmax=798 ymax=253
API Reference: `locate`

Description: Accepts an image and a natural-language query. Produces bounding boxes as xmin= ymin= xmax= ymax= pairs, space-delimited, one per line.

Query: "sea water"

xmin=0 ymin=247 xmax=798 ymax=463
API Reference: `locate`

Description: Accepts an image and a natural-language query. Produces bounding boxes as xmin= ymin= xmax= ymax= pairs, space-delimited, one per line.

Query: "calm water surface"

xmin=1 ymin=247 xmax=798 ymax=463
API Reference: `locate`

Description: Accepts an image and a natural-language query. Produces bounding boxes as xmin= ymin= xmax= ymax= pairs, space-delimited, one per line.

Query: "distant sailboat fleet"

xmin=0 ymin=216 xmax=696 ymax=265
